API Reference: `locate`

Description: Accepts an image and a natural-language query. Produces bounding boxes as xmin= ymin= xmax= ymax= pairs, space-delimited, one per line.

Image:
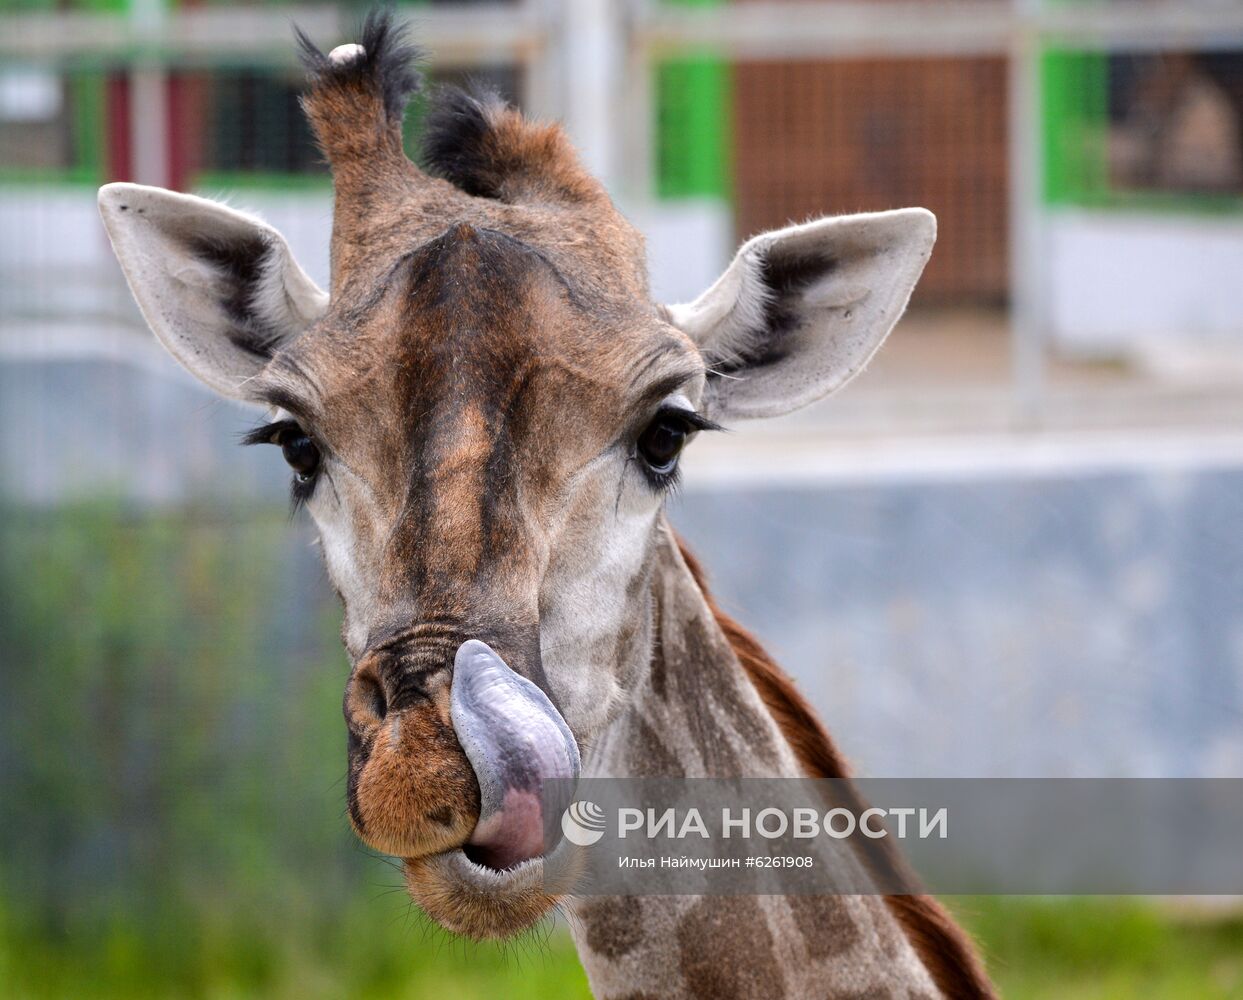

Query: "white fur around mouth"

xmin=435 ymin=846 xmax=545 ymax=887
xmin=430 ymin=836 xmax=584 ymax=890
xmin=404 ymin=839 xmax=586 ymax=940
xmin=403 ymin=846 xmax=573 ymax=940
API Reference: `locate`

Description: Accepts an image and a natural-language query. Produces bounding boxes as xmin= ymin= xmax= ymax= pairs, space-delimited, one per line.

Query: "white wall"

xmin=1048 ymin=209 xmax=1243 ymax=359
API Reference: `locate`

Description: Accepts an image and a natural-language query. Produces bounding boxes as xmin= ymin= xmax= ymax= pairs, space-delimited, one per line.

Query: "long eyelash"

xmin=290 ymin=474 xmax=316 ymax=513
xmin=240 ymin=419 xmax=301 ymax=446
xmin=641 ymin=463 xmax=682 ymax=493
xmin=659 ymin=408 xmax=723 ymax=434
xmin=679 ymin=410 xmax=724 ymax=433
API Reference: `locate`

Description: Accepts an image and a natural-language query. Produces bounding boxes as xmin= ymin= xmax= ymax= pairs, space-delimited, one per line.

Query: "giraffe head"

xmin=98 ymin=12 xmax=934 ymax=941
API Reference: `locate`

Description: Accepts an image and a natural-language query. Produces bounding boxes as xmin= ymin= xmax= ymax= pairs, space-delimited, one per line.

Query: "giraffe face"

xmin=99 ymin=10 xmax=935 ymax=942
xmin=252 ymin=219 xmax=708 ymax=893
xmin=98 ymin=177 xmax=712 ymax=938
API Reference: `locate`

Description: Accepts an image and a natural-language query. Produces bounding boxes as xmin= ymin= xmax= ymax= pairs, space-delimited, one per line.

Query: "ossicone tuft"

xmin=420 ymin=84 xmax=608 ymax=207
xmin=420 ymin=85 xmax=509 ymax=199
xmin=295 ymin=8 xmax=423 ymax=166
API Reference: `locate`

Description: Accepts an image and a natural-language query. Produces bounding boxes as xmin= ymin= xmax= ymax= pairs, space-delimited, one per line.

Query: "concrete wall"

xmin=674 ymin=464 xmax=1243 ymax=779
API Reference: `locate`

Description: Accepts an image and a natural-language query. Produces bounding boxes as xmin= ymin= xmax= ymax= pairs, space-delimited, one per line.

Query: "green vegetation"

xmin=0 ymin=502 xmax=589 ymax=998
xmin=955 ymin=897 xmax=1243 ymax=999
xmin=0 ymin=896 xmax=591 ymax=1000
xmin=2 ymin=505 xmax=1240 ymax=998
xmin=5 ymin=894 xmax=1242 ymax=999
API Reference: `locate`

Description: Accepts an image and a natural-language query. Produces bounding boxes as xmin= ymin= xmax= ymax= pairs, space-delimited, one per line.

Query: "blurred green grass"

xmin=4 ymin=893 xmax=1243 ymax=999
xmin=953 ymin=897 xmax=1243 ymax=999
xmin=0 ymin=892 xmax=592 ymax=999
xmin=3 ymin=505 xmax=1241 ymax=998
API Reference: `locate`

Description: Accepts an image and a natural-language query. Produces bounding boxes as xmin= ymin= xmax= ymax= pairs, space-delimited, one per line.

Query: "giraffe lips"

xmin=449 ymin=639 xmax=581 ymax=871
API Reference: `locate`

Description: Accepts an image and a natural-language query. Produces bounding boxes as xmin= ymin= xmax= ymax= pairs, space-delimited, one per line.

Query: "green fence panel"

xmin=656 ymin=0 xmax=731 ymax=201
xmin=1042 ymin=47 xmax=1243 ymax=213
xmin=1041 ymin=49 xmax=1109 ymax=206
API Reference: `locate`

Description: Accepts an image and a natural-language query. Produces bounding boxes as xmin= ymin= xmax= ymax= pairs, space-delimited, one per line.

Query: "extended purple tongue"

xmin=450 ymin=639 xmax=581 ymax=870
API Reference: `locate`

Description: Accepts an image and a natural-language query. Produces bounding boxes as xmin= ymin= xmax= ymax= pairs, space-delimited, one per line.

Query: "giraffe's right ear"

xmin=98 ymin=183 xmax=328 ymax=402
xmin=666 ymin=208 xmax=935 ymax=421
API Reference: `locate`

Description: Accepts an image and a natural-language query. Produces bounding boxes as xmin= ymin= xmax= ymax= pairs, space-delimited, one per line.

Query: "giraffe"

xmin=97 ymin=12 xmax=993 ymax=997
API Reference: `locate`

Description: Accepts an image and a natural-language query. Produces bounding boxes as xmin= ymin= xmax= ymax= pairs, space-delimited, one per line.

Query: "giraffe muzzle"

xmin=450 ymin=639 xmax=581 ymax=871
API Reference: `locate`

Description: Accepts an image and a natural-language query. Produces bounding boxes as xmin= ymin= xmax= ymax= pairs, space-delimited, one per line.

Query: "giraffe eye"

xmin=632 ymin=405 xmax=720 ymax=488
xmin=241 ymin=418 xmax=324 ymax=510
xmin=277 ymin=426 xmax=320 ymax=481
xmin=638 ymin=412 xmax=692 ymax=474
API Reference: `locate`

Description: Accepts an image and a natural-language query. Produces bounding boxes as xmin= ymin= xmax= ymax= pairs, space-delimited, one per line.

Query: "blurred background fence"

xmin=3 ymin=1 xmax=1243 ymax=997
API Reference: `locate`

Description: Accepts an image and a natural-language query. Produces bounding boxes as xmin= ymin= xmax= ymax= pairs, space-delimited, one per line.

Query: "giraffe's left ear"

xmin=666 ymin=208 xmax=935 ymax=420
xmin=98 ymin=182 xmax=328 ymax=402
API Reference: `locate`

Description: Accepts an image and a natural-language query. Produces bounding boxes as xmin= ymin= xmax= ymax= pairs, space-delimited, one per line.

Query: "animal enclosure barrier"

xmin=4 ymin=0 xmax=1243 ymax=418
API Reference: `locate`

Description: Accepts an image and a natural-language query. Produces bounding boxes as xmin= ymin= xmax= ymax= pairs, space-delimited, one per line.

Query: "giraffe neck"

xmin=566 ymin=523 xmax=941 ymax=1000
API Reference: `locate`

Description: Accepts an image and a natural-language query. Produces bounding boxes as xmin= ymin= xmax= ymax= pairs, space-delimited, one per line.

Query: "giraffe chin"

xmin=403 ymin=839 xmax=585 ymax=940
